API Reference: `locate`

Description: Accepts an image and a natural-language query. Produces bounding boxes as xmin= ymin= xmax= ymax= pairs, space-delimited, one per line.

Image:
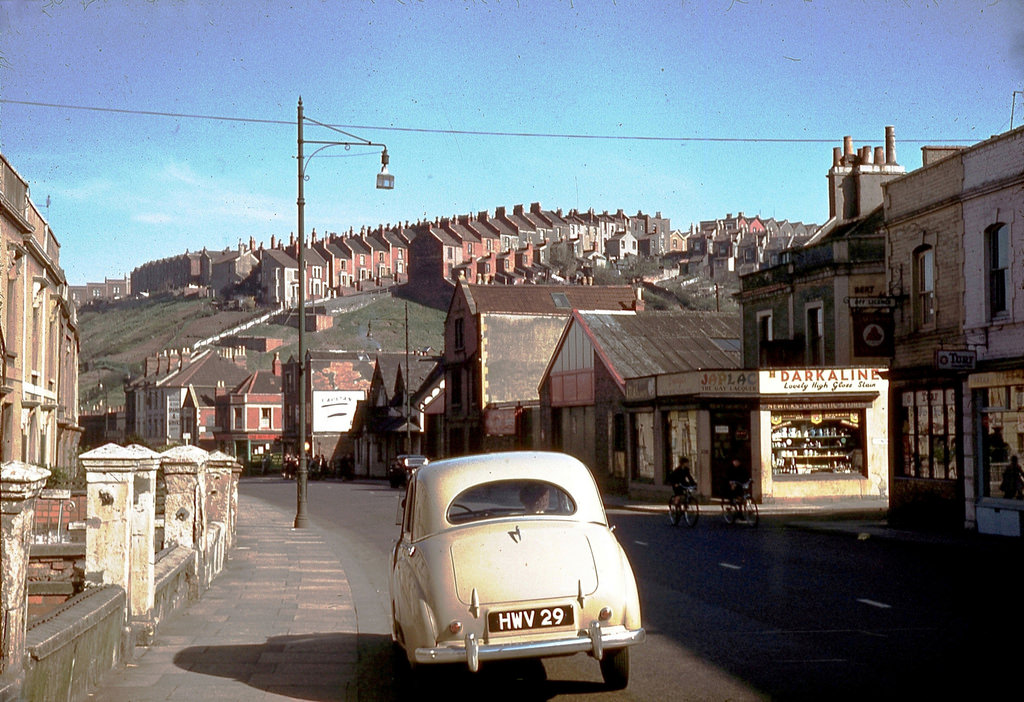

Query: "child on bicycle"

xmin=726 ymin=457 xmax=749 ymax=501
xmin=668 ymin=456 xmax=697 ymax=495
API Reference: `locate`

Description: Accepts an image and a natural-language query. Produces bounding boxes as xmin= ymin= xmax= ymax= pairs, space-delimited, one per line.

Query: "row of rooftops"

xmin=116 ymin=200 xmax=824 ymax=298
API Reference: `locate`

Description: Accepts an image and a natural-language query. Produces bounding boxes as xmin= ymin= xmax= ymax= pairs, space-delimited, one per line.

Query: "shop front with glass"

xmin=758 ymin=368 xmax=888 ymax=501
xmin=770 ymin=409 xmax=866 ymax=476
xmin=623 ymin=371 xmax=757 ymax=501
xmin=970 ymin=369 xmax=1024 ymax=536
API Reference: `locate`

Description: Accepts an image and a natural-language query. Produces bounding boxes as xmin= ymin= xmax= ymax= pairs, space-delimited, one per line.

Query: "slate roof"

xmin=425 ymin=224 xmax=462 ymax=248
xmin=444 ymin=217 xmax=482 ymax=244
xmin=345 ymin=237 xmax=372 ymax=256
xmin=574 ymin=310 xmax=742 ymax=382
xmin=804 ymin=205 xmax=883 ymax=246
xmin=303 ymin=246 xmax=327 ymax=266
xmin=232 ymin=369 xmax=282 ymax=396
xmin=157 ymin=349 xmax=250 ymax=390
xmin=262 ymin=248 xmax=297 ymax=268
xmin=461 ymin=283 xmax=637 ymax=315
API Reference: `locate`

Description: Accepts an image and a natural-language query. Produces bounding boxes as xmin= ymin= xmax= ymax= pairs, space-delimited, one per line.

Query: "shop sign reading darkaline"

xmin=761 ymin=368 xmax=886 ymax=395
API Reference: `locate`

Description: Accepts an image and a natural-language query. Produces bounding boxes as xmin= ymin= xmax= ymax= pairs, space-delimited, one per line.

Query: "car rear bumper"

xmin=413 ymin=622 xmax=645 ymax=672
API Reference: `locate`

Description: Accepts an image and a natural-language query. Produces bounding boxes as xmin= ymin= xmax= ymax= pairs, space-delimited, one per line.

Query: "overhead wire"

xmin=0 ymin=98 xmax=980 ymax=144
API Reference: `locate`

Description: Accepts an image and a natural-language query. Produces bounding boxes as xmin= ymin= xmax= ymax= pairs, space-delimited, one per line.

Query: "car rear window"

xmin=446 ymin=480 xmax=576 ymax=525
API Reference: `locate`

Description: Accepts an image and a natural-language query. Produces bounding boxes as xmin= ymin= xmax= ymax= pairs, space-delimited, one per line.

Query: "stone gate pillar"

xmin=0 ymin=461 xmax=50 ymax=688
xmin=205 ymin=452 xmax=238 ymax=545
xmin=229 ymin=462 xmax=242 ymax=549
xmin=160 ymin=446 xmax=207 ymax=599
xmin=80 ymin=443 xmax=160 ymax=642
xmin=160 ymin=446 xmax=208 ymax=551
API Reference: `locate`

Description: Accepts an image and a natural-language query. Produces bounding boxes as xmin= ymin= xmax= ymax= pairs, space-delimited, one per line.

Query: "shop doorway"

xmin=710 ymin=409 xmax=751 ymax=498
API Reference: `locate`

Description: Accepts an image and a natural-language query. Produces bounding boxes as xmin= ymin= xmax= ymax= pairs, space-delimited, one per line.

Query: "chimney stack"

xmin=632 ymin=286 xmax=645 ymax=312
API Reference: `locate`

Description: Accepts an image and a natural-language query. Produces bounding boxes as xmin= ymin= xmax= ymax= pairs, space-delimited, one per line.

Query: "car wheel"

xmin=600 ymin=647 xmax=630 ymax=689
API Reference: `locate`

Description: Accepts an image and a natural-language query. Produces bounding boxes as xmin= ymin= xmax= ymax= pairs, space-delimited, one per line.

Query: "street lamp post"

xmin=294 ymin=97 xmax=393 ymax=528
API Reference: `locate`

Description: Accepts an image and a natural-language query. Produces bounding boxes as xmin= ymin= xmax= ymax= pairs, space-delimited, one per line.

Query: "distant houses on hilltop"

xmin=72 ymin=204 xmax=818 ymax=309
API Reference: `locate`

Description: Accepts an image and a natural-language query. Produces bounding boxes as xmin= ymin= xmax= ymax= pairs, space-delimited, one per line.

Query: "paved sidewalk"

xmin=88 ymin=498 xmax=359 ymax=701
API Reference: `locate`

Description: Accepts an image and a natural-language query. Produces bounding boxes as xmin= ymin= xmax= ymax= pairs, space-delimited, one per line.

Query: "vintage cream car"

xmin=389 ymin=451 xmax=645 ymax=688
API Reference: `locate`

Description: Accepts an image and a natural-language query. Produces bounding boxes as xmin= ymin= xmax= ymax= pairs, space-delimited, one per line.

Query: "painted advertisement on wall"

xmin=312 ymin=390 xmax=365 ymax=433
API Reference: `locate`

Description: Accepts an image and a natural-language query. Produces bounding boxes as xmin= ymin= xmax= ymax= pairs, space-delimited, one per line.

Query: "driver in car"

xmin=519 ymin=483 xmax=551 ymax=513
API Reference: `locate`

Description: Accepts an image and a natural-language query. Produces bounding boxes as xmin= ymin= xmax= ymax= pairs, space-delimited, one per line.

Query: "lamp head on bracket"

xmin=376 ymin=148 xmax=395 ymax=190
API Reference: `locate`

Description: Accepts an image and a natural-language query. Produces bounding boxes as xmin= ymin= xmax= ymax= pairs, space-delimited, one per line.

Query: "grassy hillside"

xmin=77 ymin=294 xmax=446 ymax=411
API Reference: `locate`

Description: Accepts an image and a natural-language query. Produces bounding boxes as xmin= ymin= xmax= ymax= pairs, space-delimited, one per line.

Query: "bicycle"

xmin=721 ymin=480 xmax=758 ymax=527
xmin=668 ymin=484 xmax=700 ymax=527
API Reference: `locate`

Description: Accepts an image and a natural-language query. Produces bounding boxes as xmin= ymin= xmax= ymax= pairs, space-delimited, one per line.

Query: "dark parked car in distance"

xmin=389 ymin=454 xmax=429 ymax=488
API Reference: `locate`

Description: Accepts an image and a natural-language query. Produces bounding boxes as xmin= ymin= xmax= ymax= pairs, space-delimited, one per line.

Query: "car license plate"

xmin=487 ymin=605 xmax=574 ymax=633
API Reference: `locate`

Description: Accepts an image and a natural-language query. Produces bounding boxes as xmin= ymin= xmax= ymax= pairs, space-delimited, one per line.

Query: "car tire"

xmin=600 ymin=647 xmax=630 ymax=689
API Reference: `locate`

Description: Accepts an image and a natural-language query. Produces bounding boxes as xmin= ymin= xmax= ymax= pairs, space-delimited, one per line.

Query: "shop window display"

xmin=977 ymin=385 xmax=1023 ymax=498
xmin=771 ymin=410 xmax=866 ymax=476
xmin=898 ymin=388 xmax=958 ymax=481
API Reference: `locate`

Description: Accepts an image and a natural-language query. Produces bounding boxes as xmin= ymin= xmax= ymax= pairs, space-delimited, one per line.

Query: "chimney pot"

xmin=885 ymin=125 xmax=897 ymax=165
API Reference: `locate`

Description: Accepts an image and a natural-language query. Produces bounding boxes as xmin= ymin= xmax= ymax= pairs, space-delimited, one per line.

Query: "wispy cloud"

xmin=127 ymin=160 xmax=290 ymax=229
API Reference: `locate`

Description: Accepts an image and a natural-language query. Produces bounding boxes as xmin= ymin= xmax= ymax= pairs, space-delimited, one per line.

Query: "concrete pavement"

xmin=88 ymin=496 xmax=361 ymax=701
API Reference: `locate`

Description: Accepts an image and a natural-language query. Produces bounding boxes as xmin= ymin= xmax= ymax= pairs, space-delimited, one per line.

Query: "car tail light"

xmin=448 ymin=620 xmax=463 ymax=634
xmin=599 ymin=607 xmax=613 ymax=622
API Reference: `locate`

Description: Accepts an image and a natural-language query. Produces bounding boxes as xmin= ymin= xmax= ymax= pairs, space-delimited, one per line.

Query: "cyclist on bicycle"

xmin=668 ymin=456 xmax=697 ymax=495
xmin=726 ymin=457 xmax=749 ymax=501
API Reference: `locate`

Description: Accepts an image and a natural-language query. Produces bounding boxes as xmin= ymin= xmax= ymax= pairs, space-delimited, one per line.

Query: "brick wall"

xmin=27 ymin=544 xmax=86 ymax=620
xmin=31 ymin=493 xmax=87 ymax=541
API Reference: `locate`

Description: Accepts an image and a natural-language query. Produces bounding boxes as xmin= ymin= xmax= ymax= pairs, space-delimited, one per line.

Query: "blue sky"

xmin=1 ymin=0 xmax=1022 ymax=285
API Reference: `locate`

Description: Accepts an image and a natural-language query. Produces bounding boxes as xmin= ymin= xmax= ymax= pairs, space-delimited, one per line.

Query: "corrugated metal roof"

xmin=578 ymin=310 xmax=742 ymax=378
xmin=464 ymin=284 xmax=636 ymax=315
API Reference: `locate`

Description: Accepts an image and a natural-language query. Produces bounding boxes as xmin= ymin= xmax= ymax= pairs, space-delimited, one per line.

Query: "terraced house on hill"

xmin=0 ymin=153 xmax=80 ymax=471
xmin=124 ymin=202 xmax=674 ymax=310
